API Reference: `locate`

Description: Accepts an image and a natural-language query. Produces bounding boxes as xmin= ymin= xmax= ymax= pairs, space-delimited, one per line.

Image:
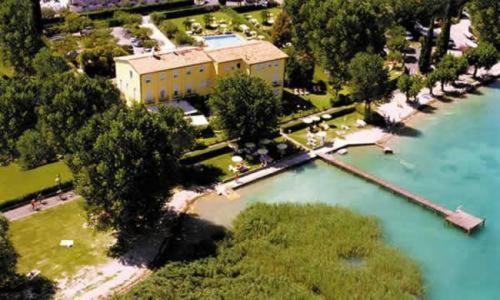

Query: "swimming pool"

xmin=204 ymin=34 xmax=246 ymax=48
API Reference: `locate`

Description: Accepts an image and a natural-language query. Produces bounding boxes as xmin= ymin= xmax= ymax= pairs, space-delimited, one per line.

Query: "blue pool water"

xmin=237 ymin=81 xmax=500 ymax=299
xmin=204 ymin=34 xmax=245 ymax=48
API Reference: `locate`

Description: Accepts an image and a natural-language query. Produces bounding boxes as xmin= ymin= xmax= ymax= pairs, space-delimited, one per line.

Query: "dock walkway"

xmin=317 ymin=152 xmax=485 ymax=234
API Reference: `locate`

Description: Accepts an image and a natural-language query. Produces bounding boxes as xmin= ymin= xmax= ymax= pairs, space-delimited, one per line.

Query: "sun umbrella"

xmin=311 ymin=116 xmax=321 ymax=122
xmin=277 ymin=143 xmax=288 ymax=150
xmin=302 ymin=117 xmax=313 ymax=124
xmin=257 ymin=148 xmax=268 ymax=155
xmin=260 ymin=138 xmax=272 ymax=145
xmin=231 ymin=156 xmax=243 ymax=163
xmin=244 ymin=142 xmax=256 ymax=148
xmin=321 ymin=114 xmax=332 ymax=120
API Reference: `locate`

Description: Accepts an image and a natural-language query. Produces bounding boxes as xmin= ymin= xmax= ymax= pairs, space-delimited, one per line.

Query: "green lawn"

xmin=169 ymin=11 xmax=233 ymax=35
xmin=9 ymin=199 xmax=114 ymax=280
xmin=0 ymin=161 xmax=73 ymax=206
xmin=239 ymin=7 xmax=282 ymax=28
xmin=288 ymin=111 xmax=365 ymax=147
xmin=199 ymin=152 xmax=260 ymax=181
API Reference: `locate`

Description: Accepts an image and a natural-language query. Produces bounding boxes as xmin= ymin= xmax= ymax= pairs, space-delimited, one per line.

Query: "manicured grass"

xmin=199 ymin=151 xmax=260 ymax=181
xmin=0 ymin=161 xmax=73 ymax=206
xmin=8 ymin=199 xmax=114 ymax=280
xmin=169 ymin=11 xmax=232 ymax=35
xmin=239 ymin=7 xmax=282 ymax=27
xmin=123 ymin=204 xmax=423 ymax=299
xmin=288 ymin=111 xmax=365 ymax=147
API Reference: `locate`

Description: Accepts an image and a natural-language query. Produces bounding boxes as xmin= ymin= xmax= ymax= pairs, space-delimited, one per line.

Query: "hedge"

xmin=0 ymin=181 xmax=74 ymax=212
xmin=155 ymin=5 xmax=220 ymax=20
xmin=181 ymin=143 xmax=232 ymax=165
xmin=43 ymin=0 xmax=194 ymax=24
xmin=281 ymin=106 xmax=356 ymax=133
xmin=231 ymin=2 xmax=279 ymax=13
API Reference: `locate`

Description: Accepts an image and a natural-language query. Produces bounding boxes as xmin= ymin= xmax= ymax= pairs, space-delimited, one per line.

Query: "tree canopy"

xmin=67 ymin=105 xmax=193 ymax=237
xmin=209 ymin=73 xmax=281 ymax=142
xmin=0 ymin=0 xmax=42 ymax=73
xmin=285 ymin=0 xmax=387 ymax=84
xmin=433 ymin=54 xmax=469 ymax=91
xmin=469 ymin=0 xmax=500 ymax=50
xmin=465 ymin=42 xmax=499 ymax=77
xmin=348 ymin=53 xmax=388 ymax=120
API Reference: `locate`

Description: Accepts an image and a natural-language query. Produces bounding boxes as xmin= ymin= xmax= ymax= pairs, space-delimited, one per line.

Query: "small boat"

xmin=383 ymin=147 xmax=394 ymax=154
xmin=337 ymin=148 xmax=348 ymax=155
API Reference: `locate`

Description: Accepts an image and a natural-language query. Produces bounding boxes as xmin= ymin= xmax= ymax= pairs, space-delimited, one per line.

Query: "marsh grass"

xmin=122 ymin=204 xmax=423 ymax=299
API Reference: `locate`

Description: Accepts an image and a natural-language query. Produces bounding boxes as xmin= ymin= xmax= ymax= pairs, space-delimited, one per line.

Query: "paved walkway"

xmin=2 ymin=191 xmax=78 ymax=221
xmin=141 ymin=16 xmax=176 ymax=51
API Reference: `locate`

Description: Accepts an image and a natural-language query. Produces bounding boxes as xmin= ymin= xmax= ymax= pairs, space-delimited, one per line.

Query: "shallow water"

xmin=233 ymin=81 xmax=500 ymax=299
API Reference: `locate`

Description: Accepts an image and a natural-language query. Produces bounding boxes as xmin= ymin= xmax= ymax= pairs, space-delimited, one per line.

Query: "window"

xmin=129 ymin=71 xmax=133 ymax=79
xmin=199 ymin=65 xmax=205 ymax=73
xmin=273 ymin=73 xmax=280 ymax=86
xmin=145 ymin=75 xmax=151 ymax=84
xmin=237 ymin=63 xmax=241 ymax=69
xmin=174 ymin=70 xmax=179 ymax=78
xmin=146 ymin=90 xmax=153 ymax=103
xmin=186 ymin=68 xmax=192 ymax=76
xmin=224 ymin=65 xmax=230 ymax=72
xmin=274 ymin=62 xmax=279 ymax=67
xmin=174 ymin=85 xmax=179 ymax=97
xmin=160 ymin=88 xmax=166 ymax=100
xmin=200 ymin=80 xmax=207 ymax=88
xmin=160 ymin=72 xmax=165 ymax=80
xmin=268 ymin=63 xmax=272 ymax=68
xmin=274 ymin=88 xmax=280 ymax=96
xmin=186 ymin=82 xmax=193 ymax=94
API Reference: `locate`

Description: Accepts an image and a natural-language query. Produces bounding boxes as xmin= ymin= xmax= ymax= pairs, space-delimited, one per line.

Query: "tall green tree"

xmin=0 ymin=216 xmax=18 ymax=291
xmin=348 ymin=53 xmax=388 ymax=121
xmin=397 ymin=74 xmax=413 ymax=101
xmin=465 ymin=42 xmax=498 ymax=77
xmin=16 ymin=129 xmax=54 ymax=170
xmin=67 ymin=105 xmax=193 ymax=239
xmin=36 ymin=73 xmax=121 ymax=152
xmin=209 ymin=73 xmax=281 ymax=142
xmin=419 ymin=17 xmax=436 ymax=74
xmin=33 ymin=48 xmax=70 ymax=78
xmin=434 ymin=2 xmax=453 ymax=61
xmin=0 ymin=78 xmax=38 ymax=161
xmin=0 ymin=0 xmax=42 ymax=73
xmin=434 ymin=54 xmax=469 ymax=91
xmin=284 ymin=47 xmax=314 ymax=88
xmin=271 ymin=11 xmax=292 ymax=48
xmin=285 ymin=0 xmax=386 ymax=84
xmin=469 ymin=0 xmax=500 ymax=50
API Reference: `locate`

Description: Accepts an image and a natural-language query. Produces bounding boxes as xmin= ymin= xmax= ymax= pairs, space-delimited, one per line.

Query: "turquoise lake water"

xmin=238 ymin=81 xmax=500 ymax=299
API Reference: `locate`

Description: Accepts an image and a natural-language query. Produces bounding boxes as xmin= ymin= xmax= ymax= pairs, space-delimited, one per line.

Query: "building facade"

xmin=114 ymin=41 xmax=288 ymax=106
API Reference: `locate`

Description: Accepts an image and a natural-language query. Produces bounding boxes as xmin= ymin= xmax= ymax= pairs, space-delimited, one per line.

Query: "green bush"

xmin=174 ymin=31 xmax=195 ymax=45
xmin=16 ymin=130 xmax=54 ymax=170
xmin=109 ymin=11 xmax=142 ymax=26
xmin=160 ymin=5 xmax=220 ymax=20
xmin=122 ymin=204 xmax=423 ymax=299
xmin=181 ymin=144 xmax=232 ymax=165
xmin=159 ymin=21 xmax=179 ymax=38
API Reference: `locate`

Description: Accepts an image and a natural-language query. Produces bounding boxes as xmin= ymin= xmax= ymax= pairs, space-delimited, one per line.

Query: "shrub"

xmin=174 ymin=31 xmax=194 ymax=45
xmin=110 ymin=11 xmax=142 ymax=26
xmin=16 ymin=130 xmax=54 ymax=170
xmin=159 ymin=21 xmax=179 ymax=38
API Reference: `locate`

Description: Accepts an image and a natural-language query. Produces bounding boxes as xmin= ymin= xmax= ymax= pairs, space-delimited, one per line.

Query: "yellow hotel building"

xmin=114 ymin=41 xmax=288 ymax=106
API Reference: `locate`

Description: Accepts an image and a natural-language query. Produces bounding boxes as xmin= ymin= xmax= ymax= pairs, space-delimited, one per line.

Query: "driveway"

xmin=141 ymin=15 xmax=176 ymax=51
xmin=450 ymin=17 xmax=477 ymax=50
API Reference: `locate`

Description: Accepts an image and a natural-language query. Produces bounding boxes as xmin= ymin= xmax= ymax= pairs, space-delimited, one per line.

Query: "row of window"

xmin=143 ymin=65 xmax=207 ymax=84
xmin=255 ymin=61 xmax=281 ymax=71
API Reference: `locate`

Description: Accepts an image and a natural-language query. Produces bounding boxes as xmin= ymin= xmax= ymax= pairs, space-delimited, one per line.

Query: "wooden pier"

xmin=317 ymin=153 xmax=485 ymax=234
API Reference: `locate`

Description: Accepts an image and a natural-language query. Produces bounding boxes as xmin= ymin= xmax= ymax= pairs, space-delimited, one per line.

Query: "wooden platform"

xmin=318 ymin=153 xmax=485 ymax=234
